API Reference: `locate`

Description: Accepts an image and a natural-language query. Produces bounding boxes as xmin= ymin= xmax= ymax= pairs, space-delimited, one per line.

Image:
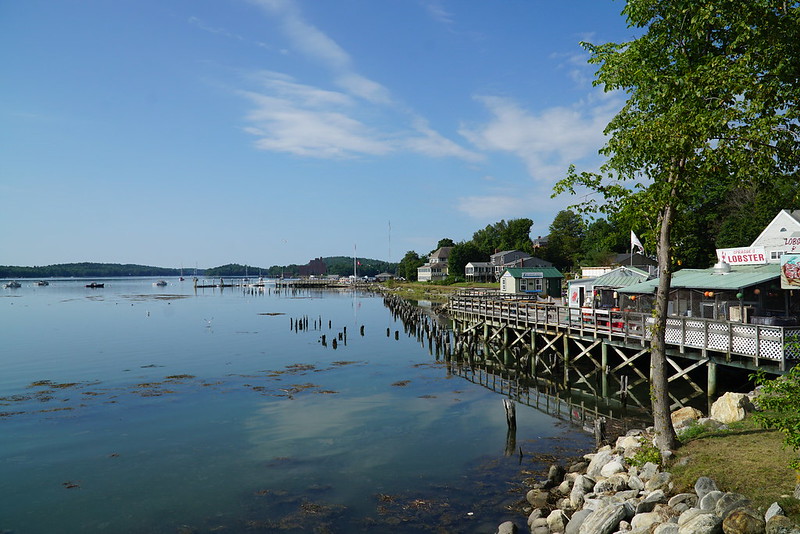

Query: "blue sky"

xmin=1 ymin=0 xmax=634 ymax=269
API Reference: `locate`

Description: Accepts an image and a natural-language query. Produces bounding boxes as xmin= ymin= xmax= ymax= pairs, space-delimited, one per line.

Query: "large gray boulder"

xmin=631 ymin=510 xmax=664 ymax=531
xmin=677 ymin=511 xmax=722 ymax=534
xmin=587 ymin=449 xmax=615 ymax=478
xmin=714 ymin=493 xmax=752 ymax=520
xmin=699 ymin=491 xmax=725 ymax=512
xmin=496 ymin=521 xmax=518 ymax=534
xmin=547 ymin=508 xmax=568 ymax=533
xmin=694 ymin=477 xmax=719 ymax=501
xmin=655 ymin=523 xmax=680 ymax=534
xmin=578 ymin=504 xmax=627 ymax=534
xmin=565 ymin=509 xmax=594 ymax=534
xmin=646 ymin=471 xmax=673 ymax=493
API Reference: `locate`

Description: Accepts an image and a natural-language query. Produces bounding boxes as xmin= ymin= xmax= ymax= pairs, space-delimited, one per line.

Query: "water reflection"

xmin=1 ymin=279 xmax=597 ymax=533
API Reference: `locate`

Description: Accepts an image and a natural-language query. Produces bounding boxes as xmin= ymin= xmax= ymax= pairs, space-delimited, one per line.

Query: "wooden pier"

xmin=447 ymin=290 xmax=799 ymax=411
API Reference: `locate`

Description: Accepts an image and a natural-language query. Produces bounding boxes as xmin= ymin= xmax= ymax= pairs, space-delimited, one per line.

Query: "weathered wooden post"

xmin=563 ymin=334 xmax=570 ymax=389
xmin=594 ymin=417 xmax=607 ymax=448
xmin=503 ymin=398 xmax=516 ymax=429
xmin=619 ymin=375 xmax=629 ymax=408
xmin=601 ymin=340 xmax=609 ymax=398
xmin=503 ymin=398 xmax=517 ymax=457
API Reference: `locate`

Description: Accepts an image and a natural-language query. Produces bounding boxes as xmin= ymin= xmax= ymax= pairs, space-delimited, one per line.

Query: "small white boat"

xmin=154 ymin=280 xmax=168 ymax=287
xmin=36 ymin=280 xmax=49 ymax=286
xmin=3 ymin=281 xmax=22 ymax=288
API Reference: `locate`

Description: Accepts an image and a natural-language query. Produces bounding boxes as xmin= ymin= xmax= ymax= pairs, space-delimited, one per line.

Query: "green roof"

xmin=592 ymin=266 xmax=651 ymax=288
xmin=502 ymin=267 xmax=563 ymax=279
xmin=618 ymin=263 xmax=781 ymax=294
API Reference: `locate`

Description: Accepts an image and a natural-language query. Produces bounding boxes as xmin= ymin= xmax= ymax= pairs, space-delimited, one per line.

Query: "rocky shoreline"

xmin=496 ymin=392 xmax=800 ymax=534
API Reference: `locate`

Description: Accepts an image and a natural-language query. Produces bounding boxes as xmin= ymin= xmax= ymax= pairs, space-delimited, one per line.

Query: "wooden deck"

xmin=448 ymin=290 xmax=799 ymax=372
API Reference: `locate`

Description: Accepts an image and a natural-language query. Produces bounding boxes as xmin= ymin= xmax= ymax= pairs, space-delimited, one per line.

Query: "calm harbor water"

xmin=1 ymin=278 xmax=593 ymax=533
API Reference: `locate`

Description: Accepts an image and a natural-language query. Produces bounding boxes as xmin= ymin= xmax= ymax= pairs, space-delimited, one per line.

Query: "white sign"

xmin=522 ymin=271 xmax=544 ymax=278
xmin=716 ymin=247 xmax=767 ymax=265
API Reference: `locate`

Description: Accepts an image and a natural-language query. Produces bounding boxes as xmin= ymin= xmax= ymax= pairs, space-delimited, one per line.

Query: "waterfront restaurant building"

xmin=617 ymin=262 xmax=797 ymax=325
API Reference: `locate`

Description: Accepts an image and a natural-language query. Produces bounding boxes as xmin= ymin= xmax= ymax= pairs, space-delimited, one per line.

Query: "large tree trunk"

xmin=650 ymin=171 xmax=681 ymax=451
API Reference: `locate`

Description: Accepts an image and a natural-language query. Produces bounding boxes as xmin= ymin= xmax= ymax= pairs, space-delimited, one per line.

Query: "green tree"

xmin=555 ymin=0 xmax=800 ymax=449
xmin=580 ymin=218 xmax=623 ymax=266
xmin=499 ymin=218 xmax=535 ymax=253
xmin=471 ymin=219 xmax=535 ymax=256
xmin=543 ymin=210 xmax=585 ymax=271
xmin=752 ymin=344 xmax=800 ymax=471
xmin=435 ymin=238 xmax=456 ymax=250
xmin=397 ymin=251 xmax=424 ymax=281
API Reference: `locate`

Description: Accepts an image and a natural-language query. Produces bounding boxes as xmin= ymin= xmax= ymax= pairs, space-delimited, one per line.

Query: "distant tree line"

xmin=0 ymin=263 xmax=184 ymax=278
xmin=205 ymin=258 xmax=399 ymax=278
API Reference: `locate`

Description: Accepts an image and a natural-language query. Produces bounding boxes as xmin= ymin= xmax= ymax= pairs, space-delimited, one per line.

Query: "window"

xmin=771 ymin=251 xmax=784 ymax=260
xmin=521 ymin=278 xmax=543 ymax=292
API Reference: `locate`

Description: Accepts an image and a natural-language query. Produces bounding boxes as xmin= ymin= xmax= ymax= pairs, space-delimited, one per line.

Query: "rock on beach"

xmin=495 ymin=410 xmax=799 ymax=534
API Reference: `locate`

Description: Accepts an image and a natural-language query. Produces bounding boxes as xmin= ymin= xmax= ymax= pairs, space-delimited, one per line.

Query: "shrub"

xmin=752 ymin=358 xmax=800 ymax=471
xmin=628 ymin=436 xmax=663 ymax=467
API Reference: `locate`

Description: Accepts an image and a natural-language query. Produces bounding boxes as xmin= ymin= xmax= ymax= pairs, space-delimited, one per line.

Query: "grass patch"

xmin=669 ymin=417 xmax=800 ymax=517
xmin=381 ymin=281 xmax=498 ymax=303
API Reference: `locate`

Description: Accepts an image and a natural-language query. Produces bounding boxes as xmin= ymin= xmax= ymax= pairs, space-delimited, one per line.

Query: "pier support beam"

xmin=601 ymin=341 xmax=609 ymax=398
xmin=707 ymin=361 xmax=717 ymax=398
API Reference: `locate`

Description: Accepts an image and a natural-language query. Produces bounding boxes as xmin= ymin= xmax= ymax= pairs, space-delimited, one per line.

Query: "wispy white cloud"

xmin=456 ymin=193 xmax=535 ymax=220
xmin=239 ymin=86 xmax=390 ymax=158
xmin=188 ymin=15 xmax=272 ymax=50
xmin=239 ymin=0 xmax=478 ymax=161
xmin=460 ymin=94 xmax=621 ymax=182
xmin=404 ymin=117 xmax=483 ymax=162
xmin=421 ymin=0 xmax=455 ymax=25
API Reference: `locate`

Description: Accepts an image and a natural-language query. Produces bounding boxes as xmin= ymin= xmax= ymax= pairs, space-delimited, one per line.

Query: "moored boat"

xmin=86 ymin=282 xmax=104 ymax=288
xmin=154 ymin=280 xmax=168 ymax=287
xmin=36 ymin=280 xmax=49 ymax=286
xmin=3 ymin=281 xmax=22 ymax=288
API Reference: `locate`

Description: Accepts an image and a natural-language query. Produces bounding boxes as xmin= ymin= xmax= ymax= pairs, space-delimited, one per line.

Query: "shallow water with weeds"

xmin=1 ymin=278 xmax=593 ymax=533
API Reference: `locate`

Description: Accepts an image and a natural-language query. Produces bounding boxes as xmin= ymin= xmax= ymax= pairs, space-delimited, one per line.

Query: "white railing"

xmin=448 ymin=292 xmax=798 ymax=369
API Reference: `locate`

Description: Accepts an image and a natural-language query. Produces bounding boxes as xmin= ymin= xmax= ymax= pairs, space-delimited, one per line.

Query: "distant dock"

xmin=192 ymin=277 xmax=273 ymax=289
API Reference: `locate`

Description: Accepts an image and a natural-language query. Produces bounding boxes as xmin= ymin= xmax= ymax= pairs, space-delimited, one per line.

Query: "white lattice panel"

xmin=664 ymin=318 xmax=682 ymax=344
xmin=683 ymin=320 xmax=707 ymax=349
xmin=731 ymin=325 xmax=757 ymax=356
xmin=785 ymin=328 xmax=800 ymax=360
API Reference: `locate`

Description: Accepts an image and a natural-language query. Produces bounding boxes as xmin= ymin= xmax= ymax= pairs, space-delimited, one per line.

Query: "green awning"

xmin=503 ymin=267 xmax=564 ymax=279
xmin=618 ymin=264 xmax=781 ymax=294
xmin=592 ymin=266 xmax=651 ymax=289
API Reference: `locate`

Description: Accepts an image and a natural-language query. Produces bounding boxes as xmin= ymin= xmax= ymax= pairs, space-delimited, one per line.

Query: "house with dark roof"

xmin=490 ymin=250 xmax=551 ymax=280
